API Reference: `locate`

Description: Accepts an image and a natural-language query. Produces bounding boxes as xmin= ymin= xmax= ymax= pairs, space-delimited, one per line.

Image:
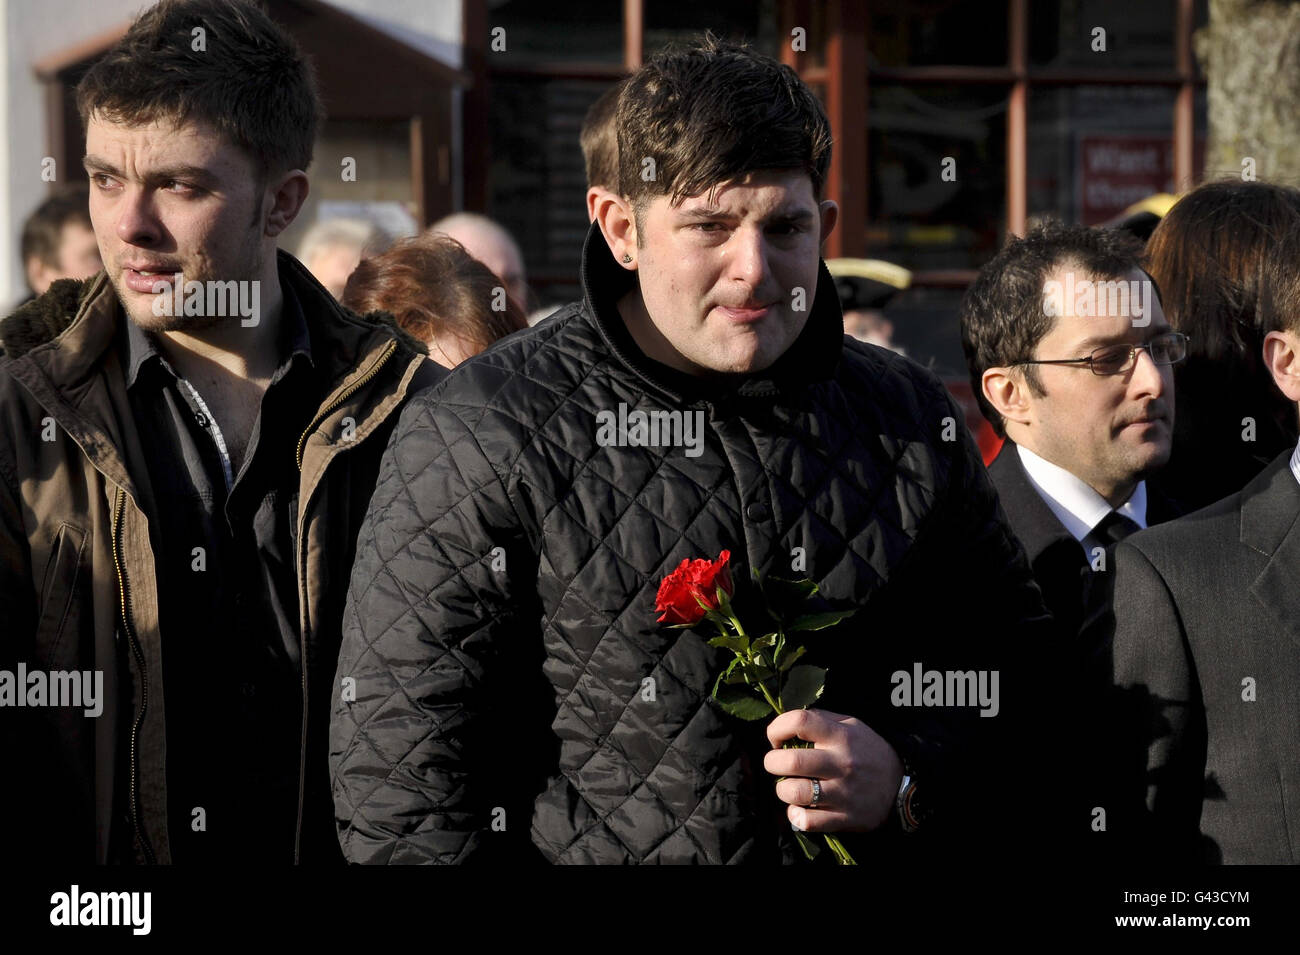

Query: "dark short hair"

xmin=21 ymin=188 xmax=92 ymax=269
xmin=76 ymin=0 xmax=323 ymax=183
xmin=341 ymin=233 xmax=528 ymax=359
xmin=581 ymin=78 xmax=627 ymax=192
xmin=1144 ymin=179 xmax=1300 ymax=357
xmin=960 ymin=222 xmax=1149 ymax=437
xmin=1261 ymin=218 xmax=1300 ymax=340
xmin=616 ymin=33 xmax=831 ymax=229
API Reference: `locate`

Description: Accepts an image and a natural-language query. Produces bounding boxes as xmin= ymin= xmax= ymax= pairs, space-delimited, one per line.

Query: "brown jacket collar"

xmin=0 ymin=250 xmax=431 ymax=488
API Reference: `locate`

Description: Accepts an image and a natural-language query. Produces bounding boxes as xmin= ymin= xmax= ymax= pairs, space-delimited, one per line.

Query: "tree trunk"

xmin=1199 ymin=0 xmax=1300 ymax=184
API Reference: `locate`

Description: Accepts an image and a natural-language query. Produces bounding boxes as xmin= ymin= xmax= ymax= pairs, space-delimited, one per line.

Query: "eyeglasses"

xmin=1010 ymin=331 xmax=1189 ymax=377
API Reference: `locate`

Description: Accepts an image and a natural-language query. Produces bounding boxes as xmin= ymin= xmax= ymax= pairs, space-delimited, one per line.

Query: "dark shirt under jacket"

xmin=122 ymin=281 xmax=319 ymax=864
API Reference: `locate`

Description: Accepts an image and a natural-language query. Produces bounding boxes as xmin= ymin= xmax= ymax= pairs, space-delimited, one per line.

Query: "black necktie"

xmin=1093 ymin=511 xmax=1141 ymax=548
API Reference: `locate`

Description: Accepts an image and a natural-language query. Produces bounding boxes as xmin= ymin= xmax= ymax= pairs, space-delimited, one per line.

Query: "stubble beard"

xmin=116 ymin=233 xmax=265 ymax=336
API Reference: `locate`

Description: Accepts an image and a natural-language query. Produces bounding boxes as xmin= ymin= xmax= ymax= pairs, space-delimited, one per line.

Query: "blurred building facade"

xmin=4 ymin=0 xmax=1208 ymax=374
xmin=472 ymin=0 xmax=1209 ymax=387
xmin=0 ymin=0 xmax=462 ymax=307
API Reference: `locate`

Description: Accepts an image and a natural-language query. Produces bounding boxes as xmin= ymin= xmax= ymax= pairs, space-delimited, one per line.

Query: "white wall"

xmin=3 ymin=0 xmax=147 ymax=306
xmin=328 ymin=0 xmax=462 ymax=69
xmin=1 ymin=0 xmax=463 ymax=307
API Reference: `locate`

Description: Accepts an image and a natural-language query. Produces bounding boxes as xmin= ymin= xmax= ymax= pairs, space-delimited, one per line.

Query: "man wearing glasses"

xmin=959 ymin=223 xmax=1184 ymax=853
xmin=961 ymin=223 xmax=1184 ymax=641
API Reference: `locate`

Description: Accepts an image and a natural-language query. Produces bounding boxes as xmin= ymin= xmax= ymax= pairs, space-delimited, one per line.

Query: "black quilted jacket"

xmin=329 ymin=226 xmax=1052 ymax=864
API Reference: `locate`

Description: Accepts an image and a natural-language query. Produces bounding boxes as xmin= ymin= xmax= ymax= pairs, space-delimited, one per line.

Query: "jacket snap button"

xmin=746 ymin=502 xmax=770 ymax=522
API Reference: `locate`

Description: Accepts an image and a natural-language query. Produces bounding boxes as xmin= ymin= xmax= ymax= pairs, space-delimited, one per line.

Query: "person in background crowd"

xmin=1143 ymin=179 xmax=1300 ymax=513
xmin=342 ymin=232 xmax=527 ymax=368
xmin=1100 ymin=193 xmax=1178 ymax=244
xmin=331 ymin=34 xmax=1050 ymax=866
xmin=826 ymin=257 xmax=910 ymax=355
xmin=428 ymin=212 xmax=529 ymax=313
xmin=1097 ymin=216 xmax=1300 ymax=864
xmin=962 ymin=222 xmax=1183 ymax=648
xmin=961 ymin=223 xmax=1185 ymax=852
xmin=19 ymin=188 xmax=102 ymax=301
xmin=295 ymin=216 xmax=390 ymax=300
xmin=0 ymin=0 xmax=441 ymax=866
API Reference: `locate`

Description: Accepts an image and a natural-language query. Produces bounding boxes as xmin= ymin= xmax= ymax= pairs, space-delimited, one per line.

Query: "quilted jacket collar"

xmin=579 ymin=221 xmax=845 ymax=405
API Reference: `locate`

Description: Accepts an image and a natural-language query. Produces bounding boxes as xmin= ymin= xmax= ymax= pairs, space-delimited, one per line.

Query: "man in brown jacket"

xmin=0 ymin=0 xmax=439 ymax=864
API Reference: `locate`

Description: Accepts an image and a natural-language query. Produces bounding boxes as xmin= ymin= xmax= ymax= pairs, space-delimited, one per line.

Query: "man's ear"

xmin=818 ymin=199 xmax=839 ymax=246
xmin=263 ymin=170 xmax=310 ymax=238
xmin=1264 ymin=330 xmax=1300 ymax=403
xmin=585 ymin=187 xmax=609 ymax=225
xmin=982 ymin=366 xmax=1034 ymax=431
xmin=594 ymin=192 xmax=638 ymax=269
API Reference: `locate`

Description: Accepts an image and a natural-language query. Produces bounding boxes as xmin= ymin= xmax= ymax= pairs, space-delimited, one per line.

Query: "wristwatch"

xmin=895 ymin=763 xmax=925 ymax=833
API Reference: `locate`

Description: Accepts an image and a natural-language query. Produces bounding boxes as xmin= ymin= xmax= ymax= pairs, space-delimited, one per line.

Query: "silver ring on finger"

xmin=808 ymin=778 xmax=822 ymax=808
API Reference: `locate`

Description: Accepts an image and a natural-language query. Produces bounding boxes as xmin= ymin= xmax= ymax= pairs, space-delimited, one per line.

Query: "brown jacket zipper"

xmin=295 ymin=340 xmax=398 ymax=472
xmin=292 ymin=339 xmax=398 ymax=862
xmin=111 ymin=485 xmax=157 ymax=864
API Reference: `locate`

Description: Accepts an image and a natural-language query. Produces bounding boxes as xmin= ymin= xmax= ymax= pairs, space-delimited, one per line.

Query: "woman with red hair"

xmin=343 ymin=232 xmax=528 ymax=368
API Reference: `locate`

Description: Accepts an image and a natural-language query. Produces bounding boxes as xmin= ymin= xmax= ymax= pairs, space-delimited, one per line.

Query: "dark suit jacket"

xmin=1103 ymin=450 xmax=1300 ymax=863
xmin=988 ymin=440 xmax=1180 ymax=646
xmin=989 ymin=440 xmax=1181 ymax=855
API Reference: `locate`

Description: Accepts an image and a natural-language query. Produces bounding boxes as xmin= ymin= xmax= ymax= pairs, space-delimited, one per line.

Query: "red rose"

xmin=656 ymin=550 xmax=734 ymax=625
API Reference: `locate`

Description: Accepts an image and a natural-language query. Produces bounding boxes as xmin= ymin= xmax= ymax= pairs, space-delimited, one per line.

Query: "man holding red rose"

xmin=330 ymin=35 xmax=1053 ymax=864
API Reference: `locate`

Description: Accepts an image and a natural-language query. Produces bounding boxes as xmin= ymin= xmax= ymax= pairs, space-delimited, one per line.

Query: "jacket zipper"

xmin=295 ymin=340 xmax=398 ymax=472
xmin=292 ymin=338 xmax=399 ymax=862
xmin=111 ymin=485 xmax=156 ymax=864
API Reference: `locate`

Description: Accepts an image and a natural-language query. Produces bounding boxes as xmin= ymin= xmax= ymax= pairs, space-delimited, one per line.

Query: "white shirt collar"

xmin=1291 ymin=439 xmax=1300 ymax=489
xmin=1016 ymin=443 xmax=1148 ymax=545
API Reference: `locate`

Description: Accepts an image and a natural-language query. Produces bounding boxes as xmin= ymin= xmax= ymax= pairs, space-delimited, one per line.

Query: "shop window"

xmin=868 ymin=0 xmax=1009 ymax=68
xmin=489 ymin=0 xmax=623 ymax=63
xmin=866 ymin=84 xmax=1007 ymax=269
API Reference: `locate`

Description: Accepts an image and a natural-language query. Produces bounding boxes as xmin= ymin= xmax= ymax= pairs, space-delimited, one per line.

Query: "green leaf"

xmin=776 ymin=644 xmax=807 ymax=672
xmin=702 ymin=608 xmax=733 ymax=630
xmin=752 ymin=633 xmax=778 ymax=650
xmin=713 ymin=682 xmax=774 ymax=721
xmin=706 ymin=634 xmax=749 ymax=654
xmin=794 ymin=830 xmax=821 ymax=861
xmin=780 ymin=665 xmax=827 ymax=710
xmin=740 ymin=663 xmax=775 ymax=684
xmin=712 ymin=657 xmax=740 ymax=696
xmin=787 ymin=609 xmax=858 ymax=632
xmin=761 ymin=575 xmax=819 ymax=605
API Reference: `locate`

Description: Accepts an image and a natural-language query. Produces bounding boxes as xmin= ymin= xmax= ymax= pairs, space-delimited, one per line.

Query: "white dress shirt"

xmin=1291 ymin=439 xmax=1300 ymax=488
xmin=1017 ymin=444 xmax=1148 ymax=555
